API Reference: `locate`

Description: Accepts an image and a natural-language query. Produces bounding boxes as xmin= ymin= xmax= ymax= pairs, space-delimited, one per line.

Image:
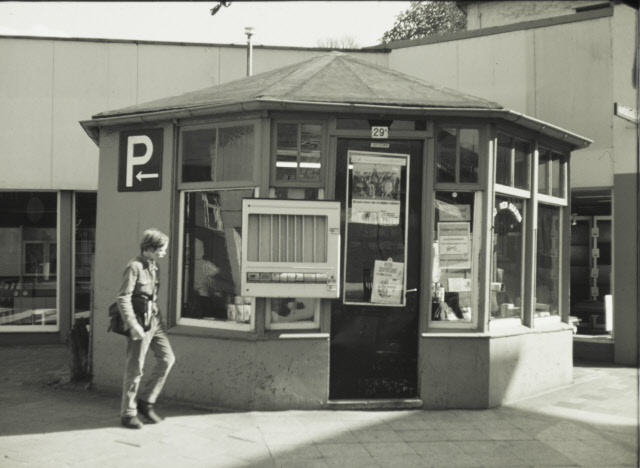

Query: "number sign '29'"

xmin=118 ymin=128 xmax=163 ymax=192
xmin=371 ymin=126 xmax=389 ymax=139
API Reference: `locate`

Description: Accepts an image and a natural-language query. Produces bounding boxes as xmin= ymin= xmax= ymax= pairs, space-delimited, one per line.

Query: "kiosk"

xmin=82 ymin=52 xmax=591 ymax=409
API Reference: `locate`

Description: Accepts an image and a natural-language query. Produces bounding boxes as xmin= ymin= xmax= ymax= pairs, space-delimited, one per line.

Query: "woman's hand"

xmin=129 ymin=323 xmax=146 ymax=340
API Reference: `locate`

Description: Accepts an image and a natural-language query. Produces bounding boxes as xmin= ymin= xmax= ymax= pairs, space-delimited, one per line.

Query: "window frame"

xmin=270 ymin=119 xmax=328 ymax=189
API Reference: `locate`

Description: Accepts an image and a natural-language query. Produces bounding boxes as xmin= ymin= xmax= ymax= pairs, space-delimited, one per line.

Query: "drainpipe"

xmin=245 ymin=27 xmax=254 ymax=77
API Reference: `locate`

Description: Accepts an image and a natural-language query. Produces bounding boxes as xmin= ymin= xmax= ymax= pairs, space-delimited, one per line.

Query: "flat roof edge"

xmin=84 ymin=100 xmax=591 ymax=149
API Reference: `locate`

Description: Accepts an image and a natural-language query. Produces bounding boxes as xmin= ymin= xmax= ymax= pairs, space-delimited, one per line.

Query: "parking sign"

xmin=118 ymin=129 xmax=163 ymax=192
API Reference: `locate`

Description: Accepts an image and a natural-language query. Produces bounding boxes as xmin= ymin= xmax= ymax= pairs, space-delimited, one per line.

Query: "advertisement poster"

xmin=438 ymin=222 xmax=471 ymax=269
xmin=371 ymin=259 xmax=404 ymax=305
xmin=350 ymin=153 xmax=405 ymax=226
xmin=436 ymin=201 xmax=471 ymax=222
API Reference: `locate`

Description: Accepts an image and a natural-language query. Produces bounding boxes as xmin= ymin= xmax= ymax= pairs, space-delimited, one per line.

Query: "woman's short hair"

xmin=140 ymin=228 xmax=169 ymax=252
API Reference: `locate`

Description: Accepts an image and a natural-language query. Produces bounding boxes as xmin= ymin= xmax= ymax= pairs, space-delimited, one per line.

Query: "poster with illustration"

xmin=370 ymin=259 xmax=404 ymax=305
xmin=438 ymin=222 xmax=471 ymax=270
xmin=350 ymin=153 xmax=404 ymax=226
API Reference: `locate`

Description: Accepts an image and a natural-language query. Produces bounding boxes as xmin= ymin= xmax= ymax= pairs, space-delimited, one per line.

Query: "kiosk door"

xmin=330 ymin=139 xmax=423 ymax=399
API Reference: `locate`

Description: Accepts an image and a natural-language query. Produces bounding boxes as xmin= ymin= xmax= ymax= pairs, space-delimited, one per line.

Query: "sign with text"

xmin=438 ymin=222 xmax=471 ymax=270
xmin=371 ymin=259 xmax=404 ymax=305
xmin=118 ymin=129 xmax=163 ymax=192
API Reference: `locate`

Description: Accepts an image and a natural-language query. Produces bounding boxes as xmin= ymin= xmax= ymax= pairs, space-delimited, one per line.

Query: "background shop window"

xmin=274 ymin=122 xmax=323 ymax=184
xmin=266 ymin=297 xmax=319 ymax=330
xmin=431 ymin=191 xmax=480 ymax=324
xmin=491 ymin=195 xmax=526 ymax=320
xmin=436 ymin=128 xmax=480 ymax=184
xmin=74 ymin=192 xmax=96 ymax=322
xmin=496 ymin=134 xmax=531 ymax=191
xmin=536 ymin=204 xmax=561 ymax=317
xmin=180 ymin=188 xmax=255 ymax=330
xmin=181 ymin=124 xmax=254 ymax=183
xmin=0 ymin=192 xmax=58 ymax=329
xmin=538 ymin=148 xmax=566 ymax=198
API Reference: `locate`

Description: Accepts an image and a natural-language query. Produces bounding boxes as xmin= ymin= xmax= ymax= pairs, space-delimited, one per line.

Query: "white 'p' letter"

xmin=126 ymin=135 xmax=153 ymax=187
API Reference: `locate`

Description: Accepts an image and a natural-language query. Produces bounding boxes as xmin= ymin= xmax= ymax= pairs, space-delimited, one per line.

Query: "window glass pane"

xmin=0 ymin=192 xmax=58 ymax=328
xmin=267 ymin=297 xmax=318 ymax=329
xmin=459 ymin=129 xmax=479 ymax=183
xmin=299 ymin=124 xmax=321 ymax=181
xmin=551 ymin=151 xmax=564 ymax=198
xmin=496 ymin=134 xmax=512 ymax=186
xmin=181 ymin=189 xmax=254 ymax=326
xmin=436 ymin=128 xmax=456 ymax=183
xmin=217 ymin=125 xmax=254 ymax=181
xmin=514 ymin=139 xmax=530 ymax=190
xmin=182 ymin=129 xmax=216 ymax=183
xmin=537 ymin=204 xmax=561 ymax=317
xmin=538 ymin=148 xmax=550 ymax=195
xmin=182 ymin=125 xmax=254 ymax=184
xmin=74 ymin=193 xmax=96 ymax=323
xmin=492 ymin=195 xmax=525 ymax=319
xmin=431 ymin=191 xmax=478 ymax=323
xmin=276 ymin=123 xmax=298 ymax=181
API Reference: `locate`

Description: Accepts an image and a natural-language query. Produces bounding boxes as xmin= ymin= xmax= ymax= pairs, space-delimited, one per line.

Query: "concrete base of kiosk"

xmin=93 ymin=319 xmax=573 ymax=411
xmin=419 ymin=324 xmax=574 ymax=409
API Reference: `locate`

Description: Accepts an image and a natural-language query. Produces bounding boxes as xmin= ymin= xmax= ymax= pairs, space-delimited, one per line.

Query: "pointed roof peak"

xmin=93 ymin=52 xmax=503 ymax=119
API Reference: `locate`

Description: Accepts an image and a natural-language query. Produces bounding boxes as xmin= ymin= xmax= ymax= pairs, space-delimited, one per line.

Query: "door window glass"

xmin=536 ymin=204 xmax=561 ymax=317
xmin=343 ymin=151 xmax=408 ymax=305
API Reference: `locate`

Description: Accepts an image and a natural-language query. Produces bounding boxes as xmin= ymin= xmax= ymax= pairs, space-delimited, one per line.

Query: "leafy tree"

xmin=380 ymin=1 xmax=466 ymax=44
xmin=316 ymin=35 xmax=360 ymax=49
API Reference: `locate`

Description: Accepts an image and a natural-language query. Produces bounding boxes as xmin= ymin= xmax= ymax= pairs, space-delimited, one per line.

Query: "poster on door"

xmin=370 ymin=259 xmax=404 ymax=305
xmin=438 ymin=222 xmax=471 ymax=270
xmin=349 ymin=153 xmax=404 ymax=226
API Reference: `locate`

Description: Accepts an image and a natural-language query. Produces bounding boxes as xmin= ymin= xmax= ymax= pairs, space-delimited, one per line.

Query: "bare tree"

xmin=316 ymin=35 xmax=360 ymax=49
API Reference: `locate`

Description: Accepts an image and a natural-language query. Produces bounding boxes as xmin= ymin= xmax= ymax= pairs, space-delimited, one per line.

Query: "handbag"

xmin=108 ymin=302 xmax=128 ymax=336
xmin=107 ymin=294 xmax=153 ymax=336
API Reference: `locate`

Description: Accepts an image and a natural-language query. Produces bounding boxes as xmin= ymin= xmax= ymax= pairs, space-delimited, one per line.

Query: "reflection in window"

xmin=436 ymin=128 xmax=480 ymax=184
xmin=182 ymin=124 xmax=254 ymax=183
xmin=275 ymin=122 xmax=322 ymax=183
xmin=0 ymin=192 xmax=58 ymax=328
xmin=496 ymin=133 xmax=530 ymax=190
xmin=181 ymin=189 xmax=254 ymax=329
xmin=74 ymin=192 xmax=96 ymax=321
xmin=266 ymin=297 xmax=318 ymax=329
xmin=491 ymin=195 xmax=525 ymax=319
xmin=536 ymin=205 xmax=561 ymax=316
xmin=538 ymin=148 xmax=566 ymax=198
xmin=431 ymin=192 xmax=478 ymax=323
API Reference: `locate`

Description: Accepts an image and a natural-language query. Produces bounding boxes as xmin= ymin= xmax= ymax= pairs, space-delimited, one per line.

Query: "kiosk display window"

xmin=492 ymin=195 xmax=526 ymax=319
xmin=430 ymin=191 xmax=480 ymax=324
xmin=179 ymin=188 xmax=255 ymax=331
xmin=536 ymin=204 xmax=561 ymax=317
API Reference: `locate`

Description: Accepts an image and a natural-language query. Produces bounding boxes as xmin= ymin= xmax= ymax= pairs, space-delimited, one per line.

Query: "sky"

xmin=0 ymin=1 xmax=412 ymax=48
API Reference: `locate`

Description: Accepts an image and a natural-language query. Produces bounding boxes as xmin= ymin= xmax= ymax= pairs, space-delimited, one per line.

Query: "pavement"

xmin=0 ymin=344 xmax=638 ymax=468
